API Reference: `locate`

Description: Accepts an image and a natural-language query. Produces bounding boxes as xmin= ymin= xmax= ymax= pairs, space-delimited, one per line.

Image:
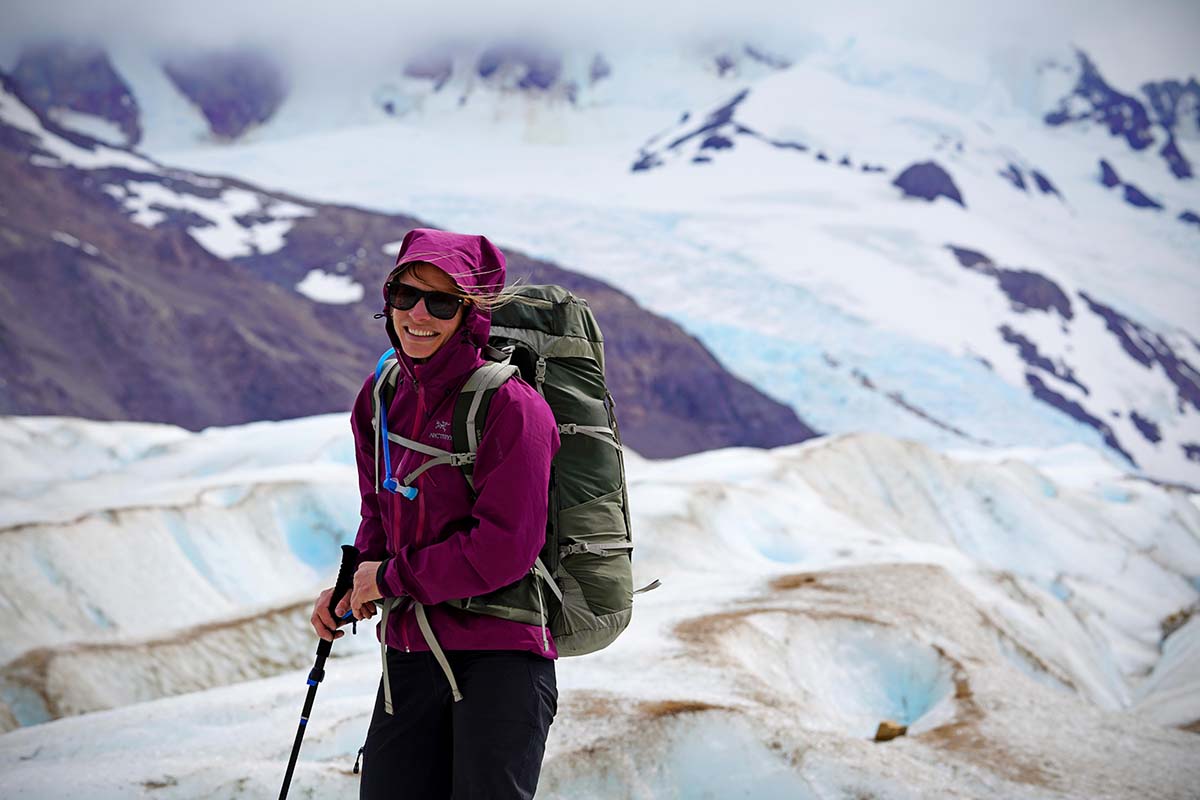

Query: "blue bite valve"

xmin=399 ymin=485 xmax=419 ymax=500
xmin=383 ymin=477 xmax=399 ymax=492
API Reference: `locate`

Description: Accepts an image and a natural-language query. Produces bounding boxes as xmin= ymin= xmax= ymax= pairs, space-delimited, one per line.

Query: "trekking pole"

xmin=279 ymin=544 xmax=359 ymax=800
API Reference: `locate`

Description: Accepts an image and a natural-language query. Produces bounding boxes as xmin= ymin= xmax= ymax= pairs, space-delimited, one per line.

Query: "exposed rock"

xmin=1031 ymin=169 xmax=1060 ymax=197
xmin=1123 ymin=183 xmax=1163 ymax=210
xmin=476 ymin=43 xmax=561 ymax=90
xmin=701 ymin=134 xmax=734 ymax=151
xmin=162 ymin=49 xmax=288 ymax=140
xmin=12 ymin=41 xmax=140 ymax=146
xmin=1131 ymin=411 xmax=1162 ymax=444
xmin=1045 ymin=49 xmax=1193 ymax=180
xmin=1025 ymin=374 xmax=1135 ymax=466
xmin=1045 ymin=50 xmax=1155 ymax=151
xmin=947 ymin=246 xmax=1073 ymax=320
xmin=999 ymin=163 xmax=1027 ymax=191
xmin=893 ymin=161 xmax=964 ymax=207
xmin=1079 ymin=291 xmax=1200 ymax=415
xmin=1099 ymin=159 xmax=1121 ymax=187
xmin=874 ymin=720 xmax=908 ymax=742
xmin=1180 ymin=210 xmax=1200 ymax=228
xmin=999 ymin=325 xmax=1088 ymax=394
xmin=743 ymin=45 xmax=792 ymax=70
xmin=632 ymin=89 xmax=755 ymax=171
xmin=1141 ymin=78 xmax=1200 ymax=179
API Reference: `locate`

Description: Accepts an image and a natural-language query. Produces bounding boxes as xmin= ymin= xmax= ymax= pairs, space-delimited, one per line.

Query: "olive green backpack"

xmin=372 ymin=285 xmax=658 ymax=702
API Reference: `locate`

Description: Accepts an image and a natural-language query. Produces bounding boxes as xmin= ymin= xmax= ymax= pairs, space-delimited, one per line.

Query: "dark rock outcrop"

xmin=999 ymin=163 xmax=1027 ymax=191
xmin=1130 ymin=411 xmax=1162 ymax=444
xmin=999 ymin=326 xmax=1087 ymax=394
xmin=1141 ymin=78 xmax=1200 ymax=179
xmin=892 ymin=162 xmax=964 ymax=206
xmin=1180 ymin=210 xmax=1200 ymax=228
xmin=162 ymin=49 xmax=288 ymax=140
xmin=1099 ymin=159 xmax=1121 ymax=187
xmin=1045 ymin=49 xmax=1194 ymax=180
xmin=947 ymin=246 xmax=1072 ymax=320
xmin=1045 ymin=50 xmax=1155 ymax=150
xmin=477 ymin=43 xmax=561 ymax=90
xmin=1031 ymin=170 xmax=1060 ymax=197
xmin=1025 ymin=374 xmax=1135 ymax=466
xmin=1123 ymin=183 xmax=1163 ymax=209
xmin=1078 ymin=291 xmax=1200 ymax=414
xmin=632 ymin=89 xmax=759 ymax=171
xmin=12 ymin=42 xmax=140 ymax=146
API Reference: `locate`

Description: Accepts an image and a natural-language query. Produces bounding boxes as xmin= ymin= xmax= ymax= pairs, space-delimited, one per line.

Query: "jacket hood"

xmin=384 ymin=227 xmax=506 ymax=352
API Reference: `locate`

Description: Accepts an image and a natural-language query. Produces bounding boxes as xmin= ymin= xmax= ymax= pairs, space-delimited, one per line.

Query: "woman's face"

xmin=389 ymin=264 xmax=466 ymax=360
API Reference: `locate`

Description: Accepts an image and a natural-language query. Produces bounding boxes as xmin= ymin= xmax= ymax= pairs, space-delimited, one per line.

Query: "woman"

xmin=310 ymin=227 xmax=561 ymax=799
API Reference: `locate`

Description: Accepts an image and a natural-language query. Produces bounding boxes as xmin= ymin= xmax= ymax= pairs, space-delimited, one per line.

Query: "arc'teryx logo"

xmin=430 ymin=419 xmax=453 ymax=442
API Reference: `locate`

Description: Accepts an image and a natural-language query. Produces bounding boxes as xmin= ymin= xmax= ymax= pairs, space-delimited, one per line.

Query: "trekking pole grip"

xmin=329 ymin=544 xmax=359 ymax=619
xmin=314 ymin=545 xmax=359 ymax=660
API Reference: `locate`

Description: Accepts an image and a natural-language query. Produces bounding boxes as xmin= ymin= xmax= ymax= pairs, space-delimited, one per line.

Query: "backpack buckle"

xmin=448 ymin=453 xmax=476 ymax=467
xmin=559 ymin=423 xmax=577 ymax=435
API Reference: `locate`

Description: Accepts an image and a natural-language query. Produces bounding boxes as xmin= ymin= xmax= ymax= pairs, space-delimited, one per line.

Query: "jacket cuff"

xmin=376 ymin=557 xmax=399 ymax=598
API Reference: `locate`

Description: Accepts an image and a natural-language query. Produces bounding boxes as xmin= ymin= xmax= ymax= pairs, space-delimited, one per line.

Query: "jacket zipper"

xmin=402 ymin=377 xmax=425 ymax=655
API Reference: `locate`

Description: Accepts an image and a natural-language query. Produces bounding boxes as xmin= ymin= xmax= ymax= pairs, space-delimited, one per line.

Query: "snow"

xmin=49 ymin=231 xmax=100 ymax=256
xmin=110 ymin=179 xmax=313 ymax=258
xmin=44 ymin=108 xmax=129 ymax=147
xmin=0 ymin=87 xmax=153 ymax=172
xmin=295 ymin=269 xmax=366 ymax=304
xmin=0 ymin=414 xmax=1198 ymax=797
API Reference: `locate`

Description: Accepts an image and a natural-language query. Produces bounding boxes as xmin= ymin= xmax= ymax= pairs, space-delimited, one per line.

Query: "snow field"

xmin=1 ymin=414 xmax=1198 ymax=797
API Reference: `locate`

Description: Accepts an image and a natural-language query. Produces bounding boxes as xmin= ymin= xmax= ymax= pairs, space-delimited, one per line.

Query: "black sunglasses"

xmin=384 ymin=281 xmax=466 ymax=320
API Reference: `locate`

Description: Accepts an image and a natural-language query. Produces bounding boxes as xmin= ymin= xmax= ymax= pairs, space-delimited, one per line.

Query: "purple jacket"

xmin=351 ymin=228 xmax=561 ymax=658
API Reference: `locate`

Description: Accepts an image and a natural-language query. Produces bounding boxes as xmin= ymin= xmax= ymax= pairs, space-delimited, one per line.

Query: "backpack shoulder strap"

xmin=452 ymin=360 xmax=519 ymax=492
xmin=371 ymin=350 xmax=403 ymax=493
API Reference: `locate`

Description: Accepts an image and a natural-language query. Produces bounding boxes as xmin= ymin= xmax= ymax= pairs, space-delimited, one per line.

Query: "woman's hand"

xmin=311 ymin=581 xmax=379 ymax=640
xmin=310 ymin=587 xmax=347 ymax=642
xmin=350 ymin=561 xmax=385 ymax=619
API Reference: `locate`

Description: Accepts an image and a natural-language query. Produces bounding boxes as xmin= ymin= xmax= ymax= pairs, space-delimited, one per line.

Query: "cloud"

xmin=1 ymin=0 xmax=1196 ymax=85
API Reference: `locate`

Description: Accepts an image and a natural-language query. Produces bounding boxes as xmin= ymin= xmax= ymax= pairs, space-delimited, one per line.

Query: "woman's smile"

xmin=389 ymin=264 xmax=466 ymax=359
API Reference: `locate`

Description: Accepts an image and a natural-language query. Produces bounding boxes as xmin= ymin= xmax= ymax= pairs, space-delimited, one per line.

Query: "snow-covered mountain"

xmin=0 ymin=72 xmax=812 ymax=457
xmin=0 ymin=413 xmax=1197 ymax=797
xmin=59 ymin=32 xmax=1195 ymax=488
xmin=3 ymin=12 xmax=1200 ymax=798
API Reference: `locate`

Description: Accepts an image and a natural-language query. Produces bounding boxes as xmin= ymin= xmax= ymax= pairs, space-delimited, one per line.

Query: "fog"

xmin=1 ymin=0 xmax=1196 ymax=86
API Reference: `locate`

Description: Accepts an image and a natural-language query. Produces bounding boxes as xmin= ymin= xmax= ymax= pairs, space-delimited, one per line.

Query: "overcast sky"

xmin=2 ymin=0 xmax=1196 ymax=88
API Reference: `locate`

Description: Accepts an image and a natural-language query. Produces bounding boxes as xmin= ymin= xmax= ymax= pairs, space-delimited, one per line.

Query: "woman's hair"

xmin=390 ymin=261 xmax=530 ymax=313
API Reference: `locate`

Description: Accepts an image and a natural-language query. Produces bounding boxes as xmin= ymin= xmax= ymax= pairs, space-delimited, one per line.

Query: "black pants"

xmin=360 ymin=648 xmax=557 ymax=799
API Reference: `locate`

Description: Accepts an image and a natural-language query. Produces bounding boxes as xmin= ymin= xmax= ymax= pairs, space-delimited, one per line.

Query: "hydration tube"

xmin=374 ymin=348 xmax=418 ymax=500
